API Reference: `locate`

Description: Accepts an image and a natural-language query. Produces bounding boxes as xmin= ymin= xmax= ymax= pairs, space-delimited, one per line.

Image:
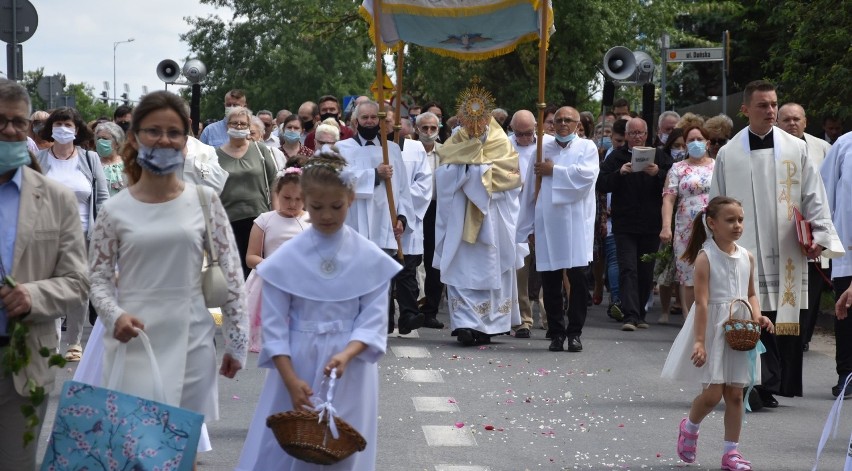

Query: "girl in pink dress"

xmin=245 ymin=163 xmax=311 ymax=352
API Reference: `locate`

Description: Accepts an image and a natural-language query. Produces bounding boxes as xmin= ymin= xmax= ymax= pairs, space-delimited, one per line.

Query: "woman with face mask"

xmin=86 ymin=91 xmax=248 ymax=468
xmin=277 ymin=115 xmax=314 ymax=159
xmin=216 ymin=106 xmax=278 ymax=278
xmin=93 ymin=121 xmax=127 ymax=196
xmin=36 ymin=107 xmax=110 ymax=362
xmin=659 ymin=126 xmax=715 ymax=322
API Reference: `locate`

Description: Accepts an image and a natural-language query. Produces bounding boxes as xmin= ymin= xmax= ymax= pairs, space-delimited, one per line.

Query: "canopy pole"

xmin=534 ymin=0 xmax=549 ymax=197
xmin=394 ymin=43 xmax=405 ymax=145
xmin=373 ymin=0 xmax=404 ymax=260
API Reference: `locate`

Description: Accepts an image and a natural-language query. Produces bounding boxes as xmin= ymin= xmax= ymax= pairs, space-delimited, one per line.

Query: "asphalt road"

xmin=38 ymin=304 xmax=849 ymax=470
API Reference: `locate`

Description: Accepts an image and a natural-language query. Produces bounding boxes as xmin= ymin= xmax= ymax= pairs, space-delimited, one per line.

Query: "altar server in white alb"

xmin=517 ymin=106 xmax=599 ymax=353
xmin=709 ymin=80 xmax=843 ymax=406
xmin=433 ymin=83 xmax=524 ymax=346
xmin=235 ymin=152 xmax=400 ymax=471
xmin=387 ymin=109 xmax=433 ymax=334
xmin=335 ymin=100 xmax=413 ymax=257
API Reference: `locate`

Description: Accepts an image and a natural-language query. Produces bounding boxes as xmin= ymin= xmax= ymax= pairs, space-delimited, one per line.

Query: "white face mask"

xmin=419 ymin=131 xmax=439 ymax=143
xmin=52 ymin=126 xmax=76 ymax=144
xmin=227 ymin=128 xmax=250 ymax=140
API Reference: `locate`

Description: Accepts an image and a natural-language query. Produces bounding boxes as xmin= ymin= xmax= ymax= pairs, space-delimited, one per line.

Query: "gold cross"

xmin=778 ymin=160 xmax=800 ymax=221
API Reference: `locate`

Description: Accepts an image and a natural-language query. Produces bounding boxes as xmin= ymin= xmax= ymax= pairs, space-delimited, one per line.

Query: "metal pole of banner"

xmin=394 ymin=44 xmax=404 ymax=146
xmin=722 ymin=31 xmax=728 ymax=116
xmin=660 ymin=33 xmax=669 ymax=113
xmin=534 ymin=0 xmax=549 ymax=198
xmin=372 ymin=0 xmax=404 ymax=260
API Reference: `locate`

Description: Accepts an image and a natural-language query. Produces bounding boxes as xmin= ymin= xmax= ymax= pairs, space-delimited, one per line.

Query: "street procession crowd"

xmin=2 ymin=73 xmax=852 ymax=470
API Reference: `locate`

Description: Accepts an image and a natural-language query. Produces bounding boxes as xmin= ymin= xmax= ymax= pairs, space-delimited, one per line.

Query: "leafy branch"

xmin=0 ymin=275 xmax=67 ymax=446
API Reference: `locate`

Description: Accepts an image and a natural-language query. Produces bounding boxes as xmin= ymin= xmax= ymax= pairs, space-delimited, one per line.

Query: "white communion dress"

xmin=88 ymin=184 xmax=248 ymax=422
xmin=236 ymin=225 xmax=400 ymax=471
xmin=661 ymin=238 xmax=760 ymax=387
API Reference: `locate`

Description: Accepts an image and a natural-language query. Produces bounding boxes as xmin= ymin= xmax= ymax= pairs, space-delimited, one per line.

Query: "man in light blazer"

xmin=0 ymin=78 xmax=89 ymax=470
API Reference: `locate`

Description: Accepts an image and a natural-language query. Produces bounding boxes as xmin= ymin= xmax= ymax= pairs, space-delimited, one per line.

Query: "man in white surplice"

xmin=335 ymin=101 xmax=416 ymax=329
xmin=821 ymin=132 xmax=852 ymax=398
xmin=710 ymin=80 xmax=843 ymax=406
xmin=778 ymin=102 xmax=833 ymax=353
xmin=434 ymin=113 xmax=524 ymax=346
xmin=509 ymin=110 xmax=554 ymax=339
xmin=517 ymin=106 xmax=598 ymax=353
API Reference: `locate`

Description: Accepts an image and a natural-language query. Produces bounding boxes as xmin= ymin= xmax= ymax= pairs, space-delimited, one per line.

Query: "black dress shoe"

xmin=456 ymin=328 xmax=475 ymax=346
xmin=744 ymin=387 xmax=763 ymax=411
xmin=757 ymin=390 xmax=779 ymax=408
xmin=567 ymin=336 xmax=583 ymax=352
xmin=473 ymin=331 xmax=492 ymax=345
xmin=514 ymin=328 xmax=531 ymax=339
xmin=548 ymin=335 xmax=565 ymax=352
xmin=423 ymin=316 xmax=444 ymax=329
xmin=397 ymin=312 xmax=425 ymax=335
xmin=803 ymin=342 xmax=809 ymax=352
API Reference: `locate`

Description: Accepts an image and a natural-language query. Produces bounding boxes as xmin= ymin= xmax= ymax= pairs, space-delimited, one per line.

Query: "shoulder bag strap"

xmin=253 ymin=141 xmax=272 ymax=209
xmin=196 ymin=185 xmax=219 ymax=265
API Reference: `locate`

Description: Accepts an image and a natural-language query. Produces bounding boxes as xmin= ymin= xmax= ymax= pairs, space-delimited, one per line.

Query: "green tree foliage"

xmin=182 ymin=0 xmax=376 ymax=122
xmin=19 ymin=67 xmax=114 ymax=121
xmin=767 ymin=0 xmax=851 ymax=123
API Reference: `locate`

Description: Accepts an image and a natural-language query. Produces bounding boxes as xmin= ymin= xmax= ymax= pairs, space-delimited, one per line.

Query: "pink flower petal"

xmin=484 ymin=425 xmax=494 ymax=431
xmin=454 ymin=422 xmax=464 ymax=428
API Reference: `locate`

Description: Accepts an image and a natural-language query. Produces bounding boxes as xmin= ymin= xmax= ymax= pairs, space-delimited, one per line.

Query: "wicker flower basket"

xmin=723 ymin=299 xmax=761 ymax=351
xmin=266 ymin=409 xmax=366 ymax=465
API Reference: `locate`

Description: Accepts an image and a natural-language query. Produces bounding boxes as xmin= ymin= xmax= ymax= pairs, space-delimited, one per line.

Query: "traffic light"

xmin=120 ymin=93 xmax=129 ymax=106
xmin=100 ymin=91 xmax=109 ymax=104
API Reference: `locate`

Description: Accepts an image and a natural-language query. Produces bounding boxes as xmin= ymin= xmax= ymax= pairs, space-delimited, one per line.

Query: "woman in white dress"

xmin=88 ymin=91 xmax=248 ymax=469
xmin=236 ymin=151 xmax=400 ymax=471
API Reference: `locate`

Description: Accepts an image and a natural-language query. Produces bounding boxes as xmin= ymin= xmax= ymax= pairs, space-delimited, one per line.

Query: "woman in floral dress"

xmin=660 ymin=125 xmax=715 ymax=319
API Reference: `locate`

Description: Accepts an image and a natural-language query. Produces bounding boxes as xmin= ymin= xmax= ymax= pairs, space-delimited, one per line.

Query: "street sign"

xmin=667 ymin=47 xmax=723 ymax=63
xmin=0 ymin=0 xmax=38 ymax=43
xmin=37 ymin=75 xmax=63 ymax=108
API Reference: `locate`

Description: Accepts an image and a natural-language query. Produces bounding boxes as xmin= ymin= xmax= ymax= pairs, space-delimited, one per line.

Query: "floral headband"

xmin=277 ymin=167 xmax=302 ymax=177
xmin=302 ymin=160 xmax=357 ymax=188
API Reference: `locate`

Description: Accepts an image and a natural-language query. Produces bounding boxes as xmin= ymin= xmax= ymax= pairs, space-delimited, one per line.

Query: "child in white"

xmin=661 ymin=196 xmax=774 ymax=471
xmin=245 ymin=162 xmax=311 ymax=352
xmin=236 ymin=151 xmax=401 ymax=470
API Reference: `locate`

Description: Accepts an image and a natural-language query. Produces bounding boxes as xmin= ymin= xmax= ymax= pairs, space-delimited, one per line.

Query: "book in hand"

xmin=793 ymin=206 xmax=812 ymax=248
xmin=630 ymin=146 xmax=655 ymax=172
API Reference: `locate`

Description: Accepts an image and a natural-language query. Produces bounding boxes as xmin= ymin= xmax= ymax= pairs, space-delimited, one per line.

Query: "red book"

xmin=793 ymin=206 xmax=812 ymax=248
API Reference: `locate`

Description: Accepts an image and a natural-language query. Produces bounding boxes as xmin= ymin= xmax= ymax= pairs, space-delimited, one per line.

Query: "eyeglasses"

xmin=709 ymin=138 xmax=728 ymax=146
xmin=627 ymin=131 xmax=647 ymax=138
xmin=139 ymin=128 xmax=187 ymax=142
xmin=514 ymin=131 xmax=535 ymax=137
xmin=419 ymin=125 xmax=438 ymax=133
xmin=228 ymin=122 xmax=249 ymax=129
xmin=0 ymin=115 xmax=31 ymax=133
xmin=554 ymin=118 xmax=578 ymax=125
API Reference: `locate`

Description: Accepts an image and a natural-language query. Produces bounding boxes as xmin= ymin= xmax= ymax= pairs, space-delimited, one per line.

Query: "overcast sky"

xmin=8 ymin=1 xmax=224 ymax=102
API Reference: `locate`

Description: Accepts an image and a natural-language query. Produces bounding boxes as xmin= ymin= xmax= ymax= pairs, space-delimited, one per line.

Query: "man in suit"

xmin=0 ymin=78 xmax=89 ymax=470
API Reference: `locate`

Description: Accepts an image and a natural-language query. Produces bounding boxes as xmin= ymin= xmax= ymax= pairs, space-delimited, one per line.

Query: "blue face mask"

xmin=600 ymin=136 xmax=612 ymax=150
xmin=282 ymin=130 xmax=301 ymax=143
xmin=96 ymin=139 xmax=113 ymax=158
xmin=687 ymin=141 xmax=707 ymax=159
xmin=671 ymin=149 xmax=686 ymax=161
xmin=0 ymin=140 xmax=31 ymax=174
xmin=135 ymin=143 xmax=184 ymax=175
xmin=555 ymin=132 xmax=577 ymax=144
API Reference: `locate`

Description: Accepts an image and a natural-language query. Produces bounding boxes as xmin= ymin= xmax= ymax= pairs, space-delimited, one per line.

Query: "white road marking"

xmin=403 ymin=369 xmax=444 ymax=383
xmin=412 ymin=397 xmax=459 ymax=412
xmin=422 ymin=426 xmax=477 ymax=447
xmin=435 ymin=466 xmax=490 ymax=471
xmin=392 ymin=346 xmax=431 ymax=358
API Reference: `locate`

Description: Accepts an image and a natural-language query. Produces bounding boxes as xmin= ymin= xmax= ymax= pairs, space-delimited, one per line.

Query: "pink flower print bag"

xmin=41 ymin=330 xmax=203 ymax=471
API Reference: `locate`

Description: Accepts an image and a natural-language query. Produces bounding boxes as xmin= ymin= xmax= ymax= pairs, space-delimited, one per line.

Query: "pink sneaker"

xmin=676 ymin=418 xmax=698 ymax=463
xmin=721 ymin=450 xmax=752 ymax=470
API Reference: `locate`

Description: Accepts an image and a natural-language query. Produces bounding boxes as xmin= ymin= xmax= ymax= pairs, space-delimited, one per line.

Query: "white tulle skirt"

xmin=661 ymin=302 xmax=760 ymax=388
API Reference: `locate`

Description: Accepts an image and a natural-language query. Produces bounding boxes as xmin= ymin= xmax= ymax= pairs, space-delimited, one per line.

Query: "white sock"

xmin=724 ymin=441 xmax=738 ymax=453
xmin=685 ymin=419 xmax=700 ymax=434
